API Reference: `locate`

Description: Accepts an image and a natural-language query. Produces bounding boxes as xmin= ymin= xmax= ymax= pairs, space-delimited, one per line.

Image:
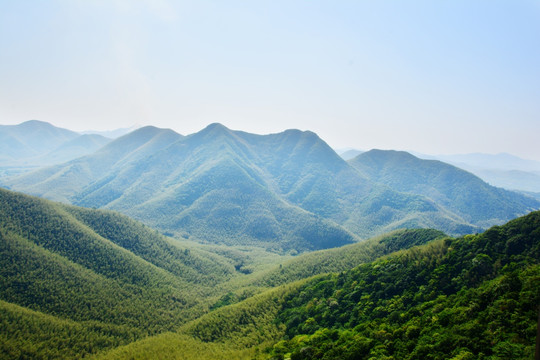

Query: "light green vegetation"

xmin=221 ymin=228 xmax=447 ymax=300
xmin=0 ymin=188 xmax=250 ymax=358
xmin=0 ymin=300 xmax=138 ymax=359
xmin=268 ymin=210 xmax=540 ymax=359
xmin=93 ymin=211 xmax=540 ymax=360
xmin=1 ymin=185 xmax=539 ymax=359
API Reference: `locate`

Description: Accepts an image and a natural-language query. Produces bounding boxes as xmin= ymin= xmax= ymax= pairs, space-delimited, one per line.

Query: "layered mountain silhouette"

xmin=415 ymin=151 xmax=540 ymax=193
xmin=0 ymin=120 xmax=111 ymax=166
xmin=4 ymin=123 xmax=538 ymax=252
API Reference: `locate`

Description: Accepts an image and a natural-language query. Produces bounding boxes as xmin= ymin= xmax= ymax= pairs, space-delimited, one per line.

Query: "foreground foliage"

xmin=269 ymin=211 xmax=540 ymax=359
xmin=95 ymin=211 xmax=540 ymax=360
xmin=0 ymin=188 xmax=241 ymax=358
xmin=2 ymin=185 xmax=539 ymax=359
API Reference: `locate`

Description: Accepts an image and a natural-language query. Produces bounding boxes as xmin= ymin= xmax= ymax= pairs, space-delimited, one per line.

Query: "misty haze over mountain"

xmin=2 ymin=120 xmax=538 ymax=252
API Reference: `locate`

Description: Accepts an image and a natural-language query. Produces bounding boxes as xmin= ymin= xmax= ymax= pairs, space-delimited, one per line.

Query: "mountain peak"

xmin=19 ymin=119 xmax=53 ymax=127
xmin=191 ymin=123 xmax=236 ymax=142
xmin=197 ymin=123 xmax=232 ymax=137
xmin=129 ymin=125 xmax=162 ymax=135
xmin=14 ymin=120 xmax=77 ymax=135
xmin=362 ymin=149 xmax=418 ymax=160
xmin=282 ymin=128 xmax=316 ymax=136
xmin=204 ymin=123 xmax=229 ymax=131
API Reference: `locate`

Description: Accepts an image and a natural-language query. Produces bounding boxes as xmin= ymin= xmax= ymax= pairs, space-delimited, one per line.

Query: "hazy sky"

xmin=1 ymin=1 xmax=539 ymax=159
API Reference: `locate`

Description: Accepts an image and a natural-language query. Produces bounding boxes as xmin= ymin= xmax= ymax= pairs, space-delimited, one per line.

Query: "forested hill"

xmin=249 ymin=228 xmax=447 ymax=289
xmin=268 ymin=210 xmax=540 ymax=359
xmin=0 ymin=188 xmax=241 ymax=358
xmin=4 ymin=123 xmax=504 ymax=252
xmin=3 ymin=125 xmax=183 ymax=203
xmin=349 ymin=149 xmax=540 ymax=228
xmin=94 ymin=210 xmax=540 ymax=360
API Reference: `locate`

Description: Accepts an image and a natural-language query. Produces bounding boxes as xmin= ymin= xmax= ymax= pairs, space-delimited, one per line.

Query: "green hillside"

xmin=269 ymin=210 xmax=540 ymax=359
xmin=249 ymin=228 xmax=446 ymax=289
xmin=2 ymin=185 xmax=538 ymax=359
xmin=0 ymin=300 xmax=138 ymax=360
xmin=0 ymin=188 xmax=243 ymax=359
xmin=0 ymin=188 xmax=458 ymax=360
xmin=96 ymin=211 xmax=540 ymax=360
xmin=204 ymin=228 xmax=447 ymax=313
xmin=349 ymin=149 xmax=540 ymax=228
xmin=4 ymin=124 xmax=492 ymax=252
xmin=93 ymin=284 xmax=305 ymax=360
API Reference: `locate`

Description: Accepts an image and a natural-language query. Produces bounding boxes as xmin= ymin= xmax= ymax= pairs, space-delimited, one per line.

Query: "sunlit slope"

xmin=93 ymin=283 xmax=306 ymax=360
xmin=0 ymin=300 xmax=138 ymax=360
xmin=207 ymin=228 xmax=448 ymax=313
xmin=92 ymin=229 xmax=447 ymax=360
xmin=0 ymin=188 xmax=240 ymax=358
xmin=268 ymin=210 xmax=540 ymax=359
xmin=98 ymin=211 xmax=540 ymax=360
xmin=250 ymin=228 xmax=447 ymax=288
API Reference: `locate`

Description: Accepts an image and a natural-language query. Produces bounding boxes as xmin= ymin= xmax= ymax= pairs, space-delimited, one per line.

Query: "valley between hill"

xmin=1 ymin=187 xmax=538 ymax=359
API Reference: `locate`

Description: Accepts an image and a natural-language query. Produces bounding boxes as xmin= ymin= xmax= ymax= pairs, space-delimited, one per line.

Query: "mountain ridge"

xmin=4 ymin=123 xmax=537 ymax=252
xmin=349 ymin=149 xmax=539 ymax=227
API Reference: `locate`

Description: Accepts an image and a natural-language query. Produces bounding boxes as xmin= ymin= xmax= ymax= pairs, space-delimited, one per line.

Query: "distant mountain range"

xmin=2 ymin=121 xmax=538 ymax=252
xmin=349 ymin=150 xmax=538 ymax=228
xmin=414 ymin=152 xmax=540 ymax=193
xmin=81 ymin=124 xmax=141 ymax=139
xmin=0 ymin=120 xmax=111 ymax=167
xmin=336 ymin=148 xmax=363 ymax=160
xmin=0 ymin=120 xmax=142 ymax=169
xmin=338 ymin=148 xmax=540 ymax=193
xmin=417 ymin=152 xmax=540 ymax=172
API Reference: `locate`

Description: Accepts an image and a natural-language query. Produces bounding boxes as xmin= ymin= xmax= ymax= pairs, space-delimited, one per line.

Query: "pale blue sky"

xmin=1 ymin=1 xmax=539 ymax=160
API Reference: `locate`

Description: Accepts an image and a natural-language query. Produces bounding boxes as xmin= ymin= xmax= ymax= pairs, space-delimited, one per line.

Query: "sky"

xmin=1 ymin=1 xmax=539 ymax=160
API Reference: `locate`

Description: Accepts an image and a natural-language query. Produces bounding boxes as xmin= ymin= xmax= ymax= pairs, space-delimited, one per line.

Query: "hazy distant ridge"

xmin=0 ymin=120 xmax=111 ymax=167
xmin=349 ymin=149 xmax=539 ymax=228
